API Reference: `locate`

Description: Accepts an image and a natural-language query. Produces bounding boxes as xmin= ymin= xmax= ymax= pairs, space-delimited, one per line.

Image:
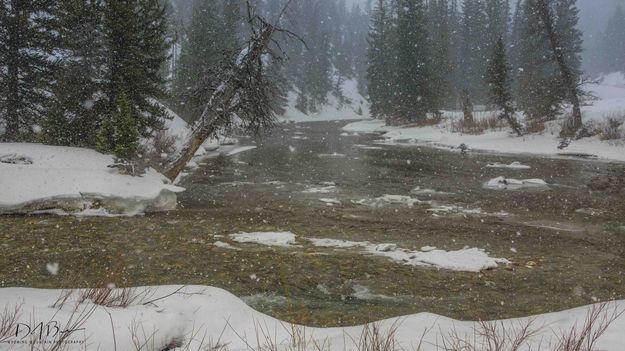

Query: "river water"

xmin=1 ymin=121 xmax=624 ymax=327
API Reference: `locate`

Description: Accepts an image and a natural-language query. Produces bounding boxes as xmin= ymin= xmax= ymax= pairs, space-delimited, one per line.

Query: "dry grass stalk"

xmin=0 ymin=303 xmax=21 ymax=342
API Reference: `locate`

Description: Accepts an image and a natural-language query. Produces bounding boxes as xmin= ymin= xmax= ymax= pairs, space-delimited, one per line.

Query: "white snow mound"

xmin=0 ymin=143 xmax=184 ymax=216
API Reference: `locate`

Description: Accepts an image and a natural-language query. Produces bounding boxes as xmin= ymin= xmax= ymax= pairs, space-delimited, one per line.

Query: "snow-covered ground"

xmin=343 ymin=73 xmax=625 ymax=162
xmin=1 ymin=285 xmax=623 ymax=350
xmin=0 ymin=108 xmax=257 ymax=216
xmin=0 ymin=143 xmax=184 ymax=216
xmin=279 ymin=79 xmax=371 ymax=122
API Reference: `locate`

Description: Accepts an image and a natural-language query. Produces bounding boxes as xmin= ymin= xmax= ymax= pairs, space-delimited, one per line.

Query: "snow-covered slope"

xmin=280 ymin=78 xmax=371 ymax=122
xmin=1 ymin=285 xmax=623 ymax=350
xmin=343 ymin=74 xmax=625 ymax=162
xmin=0 ymin=143 xmax=184 ymax=216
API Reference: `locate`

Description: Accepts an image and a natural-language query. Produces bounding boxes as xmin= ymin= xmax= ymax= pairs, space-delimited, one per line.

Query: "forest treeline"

xmin=0 ymin=0 xmax=369 ymax=161
xmin=1 ymin=0 xmax=624 ymax=160
xmin=366 ymin=0 xmax=625 ymax=129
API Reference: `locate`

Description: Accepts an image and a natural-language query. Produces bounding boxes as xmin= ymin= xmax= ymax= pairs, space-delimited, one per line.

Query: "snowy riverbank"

xmin=342 ymin=74 xmax=625 ymax=162
xmin=0 ymin=110 xmax=257 ymax=216
xmin=0 ymin=285 xmax=623 ymax=350
xmin=0 ymin=143 xmax=185 ymax=216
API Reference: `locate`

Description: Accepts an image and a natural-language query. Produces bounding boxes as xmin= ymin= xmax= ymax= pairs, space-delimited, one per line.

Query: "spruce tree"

xmin=394 ymin=0 xmax=433 ymax=122
xmin=460 ymin=0 xmax=489 ymax=105
xmin=517 ymin=0 xmax=563 ymax=122
xmin=429 ymin=0 xmax=455 ymax=109
xmin=112 ymin=93 xmax=140 ymax=162
xmin=597 ymin=5 xmax=625 ymax=74
xmin=366 ymin=0 xmax=394 ymax=119
xmin=0 ymin=0 xmax=58 ymax=141
xmin=50 ymin=0 xmax=106 ymax=146
xmin=96 ymin=92 xmax=139 ymax=162
xmin=486 ymin=37 xmax=523 ymax=136
xmin=103 ymin=0 xmax=170 ymax=138
xmin=175 ymin=0 xmax=228 ymax=119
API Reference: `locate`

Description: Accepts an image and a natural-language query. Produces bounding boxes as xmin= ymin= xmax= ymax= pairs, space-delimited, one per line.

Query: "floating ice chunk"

xmin=411 ymin=187 xmax=452 ymax=196
xmin=486 ymin=176 xmax=548 ymax=190
xmin=307 ymin=238 xmax=368 ymax=248
xmin=375 ymin=243 xmax=397 ymax=252
xmin=355 ymin=195 xmax=424 ymax=208
xmin=303 ymin=185 xmax=337 ymax=194
xmin=229 ymin=232 xmax=298 ymax=247
xmin=319 ymin=198 xmax=342 ymax=206
xmin=485 ymin=161 xmax=531 ymax=169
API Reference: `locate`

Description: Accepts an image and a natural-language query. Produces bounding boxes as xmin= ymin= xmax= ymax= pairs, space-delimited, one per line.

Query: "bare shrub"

xmin=553 ymin=301 xmax=623 ymax=351
xmin=526 ymin=118 xmax=547 ymax=134
xmin=437 ymin=319 xmax=540 ymax=351
xmin=0 ymin=303 xmax=21 ymax=342
xmin=52 ymin=260 xmax=159 ymax=309
xmin=129 ymin=318 xmax=159 ymax=351
xmin=452 ymin=114 xmax=504 ymax=135
xmin=599 ymin=116 xmax=624 ymax=141
xmin=353 ymin=321 xmax=403 ymax=351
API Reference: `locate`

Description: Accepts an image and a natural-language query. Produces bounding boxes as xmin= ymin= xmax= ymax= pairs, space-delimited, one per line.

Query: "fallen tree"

xmin=163 ymin=2 xmax=296 ymax=182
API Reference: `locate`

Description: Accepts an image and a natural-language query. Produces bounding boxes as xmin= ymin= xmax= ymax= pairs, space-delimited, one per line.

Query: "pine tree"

xmin=516 ymin=0 xmax=563 ymax=121
xmin=51 ymin=0 xmax=106 ymax=146
xmin=366 ymin=0 xmax=394 ymax=119
xmin=429 ymin=0 xmax=455 ymax=109
xmin=96 ymin=92 xmax=139 ymax=162
xmin=112 ymin=93 xmax=140 ymax=162
xmin=597 ymin=5 xmax=625 ymax=74
xmin=175 ymin=0 xmax=232 ymax=119
xmin=460 ymin=0 xmax=489 ymax=104
xmin=394 ymin=0 xmax=433 ymax=122
xmin=0 ymin=0 xmax=58 ymax=141
xmin=103 ymin=0 xmax=170 ymax=138
xmin=486 ymin=37 xmax=523 ymax=135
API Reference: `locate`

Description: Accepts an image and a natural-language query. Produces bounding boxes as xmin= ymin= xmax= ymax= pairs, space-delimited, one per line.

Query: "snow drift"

xmin=0 ymin=285 xmax=623 ymax=350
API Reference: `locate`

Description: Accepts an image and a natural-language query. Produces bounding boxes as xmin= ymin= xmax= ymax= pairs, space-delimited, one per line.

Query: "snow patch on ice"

xmin=485 ymin=161 xmax=531 ymax=169
xmin=354 ymin=195 xmax=425 ymax=208
xmin=307 ymin=237 xmax=508 ymax=272
xmin=485 ymin=176 xmax=549 ymax=190
xmin=303 ymin=185 xmax=337 ymax=194
xmin=229 ymin=232 xmax=298 ymax=247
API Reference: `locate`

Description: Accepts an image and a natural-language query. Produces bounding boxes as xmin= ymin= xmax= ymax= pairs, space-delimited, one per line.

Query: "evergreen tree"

xmin=429 ymin=0 xmax=455 ymax=109
xmin=517 ymin=0 xmax=563 ymax=121
xmin=0 ymin=0 xmax=58 ymax=141
xmin=596 ymin=5 xmax=625 ymax=74
xmin=394 ymin=0 xmax=434 ymax=122
xmin=50 ymin=0 xmax=106 ymax=146
xmin=516 ymin=0 xmax=583 ymax=124
xmin=103 ymin=0 xmax=170 ymax=137
xmin=112 ymin=93 xmax=140 ymax=162
xmin=460 ymin=0 xmax=489 ymax=104
xmin=366 ymin=0 xmax=394 ymax=119
xmin=486 ymin=37 xmax=523 ymax=135
xmin=97 ymin=92 xmax=139 ymax=162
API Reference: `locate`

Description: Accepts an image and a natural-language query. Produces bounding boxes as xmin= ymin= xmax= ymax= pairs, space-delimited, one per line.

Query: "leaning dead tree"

xmin=535 ymin=0 xmax=583 ymax=140
xmin=163 ymin=2 xmax=297 ymax=181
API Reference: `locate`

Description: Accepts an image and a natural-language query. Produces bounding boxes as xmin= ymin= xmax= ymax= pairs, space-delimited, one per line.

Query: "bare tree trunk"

xmin=163 ymin=24 xmax=275 ymax=182
xmin=536 ymin=0 xmax=583 ymax=135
